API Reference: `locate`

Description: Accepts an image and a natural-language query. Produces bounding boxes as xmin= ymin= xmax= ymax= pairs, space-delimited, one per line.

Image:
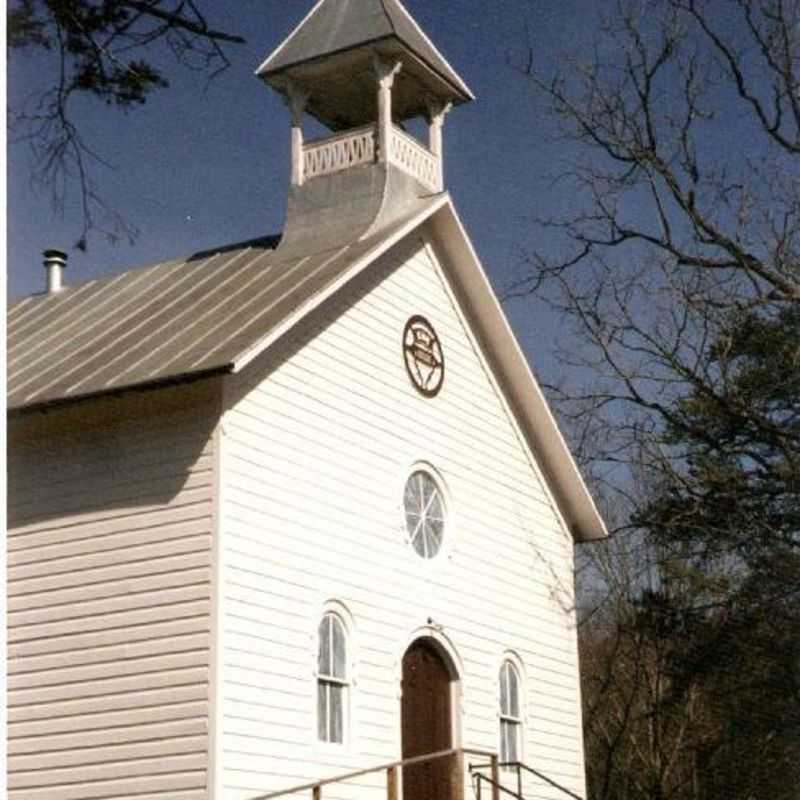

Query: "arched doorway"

xmin=401 ymin=638 xmax=461 ymax=800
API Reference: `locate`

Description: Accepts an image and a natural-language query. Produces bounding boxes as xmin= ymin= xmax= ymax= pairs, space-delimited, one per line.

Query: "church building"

xmin=6 ymin=2 xmax=606 ymax=799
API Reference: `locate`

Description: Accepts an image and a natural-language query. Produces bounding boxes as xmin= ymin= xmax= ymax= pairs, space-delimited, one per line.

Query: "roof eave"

xmin=7 ymin=366 xmax=232 ymax=418
xmin=425 ymin=202 xmax=608 ymax=543
xmin=256 ymin=37 xmax=474 ymax=106
xmin=382 ymin=0 xmax=475 ymax=101
xmin=254 ymin=0 xmax=328 ymax=77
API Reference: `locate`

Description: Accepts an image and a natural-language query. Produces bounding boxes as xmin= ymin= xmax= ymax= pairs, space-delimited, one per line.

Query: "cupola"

xmin=257 ymin=0 xmax=473 ymax=196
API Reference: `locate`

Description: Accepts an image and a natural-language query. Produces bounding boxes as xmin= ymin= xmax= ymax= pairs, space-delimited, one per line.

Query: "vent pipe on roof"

xmin=43 ymin=249 xmax=67 ymax=293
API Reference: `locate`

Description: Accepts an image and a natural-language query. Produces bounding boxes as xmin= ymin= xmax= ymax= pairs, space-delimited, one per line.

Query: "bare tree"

xmin=515 ymin=0 xmax=799 ymax=470
xmin=8 ymin=0 xmax=245 ymax=249
xmin=519 ymin=2 xmax=800 ymax=797
xmin=517 ymin=0 xmax=799 ymax=564
xmin=580 ymin=535 xmax=710 ymax=800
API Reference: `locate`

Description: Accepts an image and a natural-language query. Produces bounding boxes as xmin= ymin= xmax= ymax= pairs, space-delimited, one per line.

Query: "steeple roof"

xmin=258 ymin=0 xmax=473 ymax=129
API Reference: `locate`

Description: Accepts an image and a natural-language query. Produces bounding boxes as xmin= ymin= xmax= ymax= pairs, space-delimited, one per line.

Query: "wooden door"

xmin=401 ymin=640 xmax=457 ymax=800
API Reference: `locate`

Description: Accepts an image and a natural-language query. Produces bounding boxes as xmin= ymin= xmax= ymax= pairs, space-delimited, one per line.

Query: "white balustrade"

xmin=389 ymin=127 xmax=441 ymax=193
xmin=300 ymin=123 xmax=442 ymax=193
xmin=303 ymin=125 xmax=376 ymax=181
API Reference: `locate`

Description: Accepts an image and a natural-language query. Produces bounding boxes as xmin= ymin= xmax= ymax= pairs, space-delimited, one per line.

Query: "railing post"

xmin=452 ymin=750 xmax=465 ymax=800
xmin=516 ymin=764 xmax=522 ymax=799
xmin=490 ymin=755 xmax=500 ymax=800
xmin=387 ymin=766 xmax=398 ymax=800
xmin=312 ymin=785 xmax=321 ymax=800
xmin=284 ymin=80 xmax=310 ymax=187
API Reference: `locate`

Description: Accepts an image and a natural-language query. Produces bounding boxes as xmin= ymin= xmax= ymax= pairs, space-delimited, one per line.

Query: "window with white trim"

xmin=403 ymin=469 xmax=446 ymax=558
xmin=499 ymin=660 xmax=522 ymax=763
xmin=317 ymin=613 xmax=348 ymax=743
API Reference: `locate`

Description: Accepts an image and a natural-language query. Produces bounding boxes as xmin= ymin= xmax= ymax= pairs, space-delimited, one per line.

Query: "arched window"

xmin=499 ymin=660 xmax=522 ymax=763
xmin=317 ymin=613 xmax=348 ymax=743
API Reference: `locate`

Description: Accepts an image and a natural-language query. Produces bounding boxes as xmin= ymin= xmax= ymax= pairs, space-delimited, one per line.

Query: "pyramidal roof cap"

xmin=258 ymin=0 xmax=474 ymax=103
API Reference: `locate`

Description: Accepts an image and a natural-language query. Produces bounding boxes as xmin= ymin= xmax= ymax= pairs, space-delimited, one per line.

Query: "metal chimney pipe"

xmin=43 ymin=249 xmax=68 ymax=293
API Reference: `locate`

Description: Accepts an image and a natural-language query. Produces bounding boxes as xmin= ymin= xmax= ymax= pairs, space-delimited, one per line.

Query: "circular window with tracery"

xmin=403 ymin=470 xmax=446 ymax=559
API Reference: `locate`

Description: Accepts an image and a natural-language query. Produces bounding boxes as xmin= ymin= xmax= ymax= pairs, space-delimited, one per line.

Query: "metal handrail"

xmin=471 ymin=772 xmax=526 ymax=800
xmin=249 ymin=746 xmax=499 ymax=800
xmin=469 ymin=760 xmax=584 ymax=800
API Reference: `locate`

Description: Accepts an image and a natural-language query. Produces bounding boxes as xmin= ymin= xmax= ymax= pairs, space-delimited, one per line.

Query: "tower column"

xmin=374 ymin=58 xmax=403 ymax=164
xmin=286 ymin=83 xmax=310 ymax=186
xmin=426 ymin=98 xmax=452 ymax=192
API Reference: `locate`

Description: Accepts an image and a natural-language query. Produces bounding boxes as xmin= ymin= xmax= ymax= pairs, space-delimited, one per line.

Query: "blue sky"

xmin=7 ymin=0 xmax=600 ymax=377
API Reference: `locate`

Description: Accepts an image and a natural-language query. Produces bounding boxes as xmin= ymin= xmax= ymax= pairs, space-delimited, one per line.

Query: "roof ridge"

xmin=377 ymin=0 xmax=396 ymax=35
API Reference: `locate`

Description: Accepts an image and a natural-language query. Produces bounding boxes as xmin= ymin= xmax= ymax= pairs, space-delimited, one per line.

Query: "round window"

xmin=403 ymin=470 xmax=446 ymax=558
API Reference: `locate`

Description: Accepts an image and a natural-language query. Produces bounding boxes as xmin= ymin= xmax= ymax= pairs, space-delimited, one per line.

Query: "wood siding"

xmin=7 ymin=383 xmax=219 ymax=800
xmin=219 ymin=235 xmax=586 ymax=800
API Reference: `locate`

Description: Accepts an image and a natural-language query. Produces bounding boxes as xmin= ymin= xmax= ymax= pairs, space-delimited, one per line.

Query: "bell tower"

xmin=257 ymin=0 xmax=473 ymax=253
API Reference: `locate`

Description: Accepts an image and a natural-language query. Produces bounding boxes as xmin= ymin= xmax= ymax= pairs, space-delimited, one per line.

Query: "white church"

xmin=7 ymin=2 xmax=606 ymax=799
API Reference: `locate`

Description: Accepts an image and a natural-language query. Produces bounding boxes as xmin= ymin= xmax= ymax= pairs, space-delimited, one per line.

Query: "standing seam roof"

xmin=8 ymin=201 xmax=442 ymax=411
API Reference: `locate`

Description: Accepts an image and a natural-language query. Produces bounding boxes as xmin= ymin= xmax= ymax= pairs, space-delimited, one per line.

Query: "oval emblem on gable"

xmin=403 ymin=316 xmax=444 ymax=398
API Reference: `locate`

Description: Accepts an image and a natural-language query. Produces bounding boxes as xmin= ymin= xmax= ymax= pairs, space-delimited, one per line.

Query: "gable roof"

xmin=257 ymin=0 xmax=473 ymax=102
xmin=424 ymin=202 xmax=607 ymax=543
xmin=7 ymin=195 xmax=606 ymax=542
xmin=7 ymin=198 xmax=439 ymax=414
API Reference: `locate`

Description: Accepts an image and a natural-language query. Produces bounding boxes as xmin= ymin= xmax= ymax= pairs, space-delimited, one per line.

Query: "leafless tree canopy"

xmin=521 ymin=2 xmax=799 ymax=798
xmin=518 ymin=0 xmax=799 ymax=492
xmin=8 ymin=0 xmax=245 ymax=249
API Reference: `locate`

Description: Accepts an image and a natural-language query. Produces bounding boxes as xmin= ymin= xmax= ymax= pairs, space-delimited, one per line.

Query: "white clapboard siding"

xmin=7 ymin=383 xmax=218 ymax=800
xmin=9 ymin=772 xmax=208 ymax=800
xmin=10 ymin=701 xmax=211 ymax=739
xmin=218 ymin=235 xmax=586 ymax=799
xmin=9 ymin=486 xmax=214 ymax=541
xmin=8 ymin=583 xmax=211 ymax=630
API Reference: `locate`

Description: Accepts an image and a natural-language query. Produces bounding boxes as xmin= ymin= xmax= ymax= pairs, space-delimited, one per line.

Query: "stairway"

xmin=468 ymin=759 xmax=584 ymax=800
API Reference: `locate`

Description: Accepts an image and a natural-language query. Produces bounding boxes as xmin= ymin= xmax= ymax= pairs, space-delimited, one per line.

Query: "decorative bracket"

xmin=284 ymin=79 xmax=311 ymax=125
xmin=373 ymin=55 xmax=403 ymax=89
xmin=424 ymin=96 xmax=453 ymax=124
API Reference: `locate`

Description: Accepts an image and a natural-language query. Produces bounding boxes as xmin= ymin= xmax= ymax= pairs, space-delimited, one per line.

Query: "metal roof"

xmin=257 ymin=0 xmax=473 ymax=102
xmin=7 ymin=200 xmax=441 ymax=412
